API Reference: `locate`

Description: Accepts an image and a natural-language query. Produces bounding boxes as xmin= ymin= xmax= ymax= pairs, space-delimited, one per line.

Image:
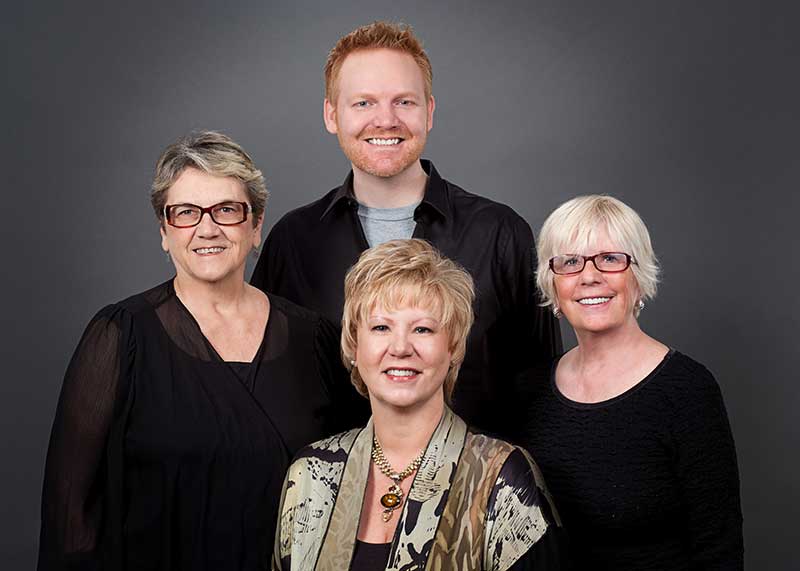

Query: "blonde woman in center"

xmin=274 ymin=239 xmax=565 ymax=571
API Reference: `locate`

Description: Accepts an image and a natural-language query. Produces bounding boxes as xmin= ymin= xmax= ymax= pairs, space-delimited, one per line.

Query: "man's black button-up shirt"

xmin=251 ymin=160 xmax=561 ymax=434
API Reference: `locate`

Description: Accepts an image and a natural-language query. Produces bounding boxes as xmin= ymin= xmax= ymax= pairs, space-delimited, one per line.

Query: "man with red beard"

xmin=251 ymin=21 xmax=561 ymax=434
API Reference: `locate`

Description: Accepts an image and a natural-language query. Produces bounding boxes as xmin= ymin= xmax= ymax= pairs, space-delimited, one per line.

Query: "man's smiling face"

xmin=324 ymin=48 xmax=434 ymax=179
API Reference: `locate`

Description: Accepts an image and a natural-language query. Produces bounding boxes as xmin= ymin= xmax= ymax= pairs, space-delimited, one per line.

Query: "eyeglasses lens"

xmin=552 ymin=255 xmax=583 ymax=274
xmin=595 ymin=253 xmax=629 ymax=272
xmin=169 ymin=206 xmax=201 ymax=226
xmin=210 ymin=202 xmax=246 ymax=224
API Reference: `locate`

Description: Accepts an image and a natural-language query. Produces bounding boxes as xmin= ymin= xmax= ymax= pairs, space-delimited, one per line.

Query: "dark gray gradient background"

xmin=4 ymin=1 xmax=798 ymax=568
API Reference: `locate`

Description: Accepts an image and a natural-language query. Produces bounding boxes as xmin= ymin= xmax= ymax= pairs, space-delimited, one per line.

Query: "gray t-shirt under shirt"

xmin=357 ymin=201 xmax=420 ymax=248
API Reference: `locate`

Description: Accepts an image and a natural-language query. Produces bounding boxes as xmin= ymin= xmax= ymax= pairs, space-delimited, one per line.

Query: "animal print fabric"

xmin=273 ymin=408 xmax=556 ymax=570
xmin=426 ymin=432 xmax=511 ymax=569
xmin=274 ymin=429 xmax=362 ymax=570
xmin=483 ymin=447 xmax=558 ymax=570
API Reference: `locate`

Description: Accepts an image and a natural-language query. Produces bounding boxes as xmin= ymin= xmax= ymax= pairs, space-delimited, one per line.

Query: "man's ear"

xmin=323 ymin=98 xmax=338 ymax=134
xmin=426 ymin=94 xmax=436 ymax=132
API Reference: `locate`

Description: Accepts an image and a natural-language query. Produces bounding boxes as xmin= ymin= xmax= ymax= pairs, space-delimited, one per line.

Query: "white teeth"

xmin=386 ymin=368 xmax=417 ymax=377
xmin=195 ymin=247 xmax=225 ymax=254
xmin=578 ymin=297 xmax=611 ymax=305
xmin=367 ymin=138 xmax=401 ymax=146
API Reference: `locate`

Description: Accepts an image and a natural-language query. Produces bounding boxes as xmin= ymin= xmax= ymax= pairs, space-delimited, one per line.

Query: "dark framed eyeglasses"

xmin=164 ymin=201 xmax=250 ymax=228
xmin=549 ymin=252 xmax=636 ymax=275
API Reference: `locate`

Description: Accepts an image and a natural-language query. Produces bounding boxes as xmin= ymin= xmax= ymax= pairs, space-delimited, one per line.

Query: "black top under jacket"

xmin=251 ymin=160 xmax=562 ymax=435
xmin=39 ymin=280 xmax=365 ymax=571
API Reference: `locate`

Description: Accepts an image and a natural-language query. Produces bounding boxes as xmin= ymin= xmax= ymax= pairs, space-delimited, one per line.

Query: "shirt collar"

xmin=319 ymin=159 xmax=449 ymax=221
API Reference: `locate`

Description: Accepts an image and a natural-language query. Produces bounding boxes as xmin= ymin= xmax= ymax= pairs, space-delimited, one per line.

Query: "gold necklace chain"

xmin=372 ymin=435 xmax=425 ymax=481
xmin=371 ymin=435 xmax=426 ymax=522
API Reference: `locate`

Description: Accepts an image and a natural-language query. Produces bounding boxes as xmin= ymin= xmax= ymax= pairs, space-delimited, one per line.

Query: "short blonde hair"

xmin=536 ymin=195 xmax=660 ymax=314
xmin=324 ymin=21 xmax=433 ymax=104
xmin=151 ymin=131 xmax=267 ymax=226
xmin=341 ymin=239 xmax=475 ymax=401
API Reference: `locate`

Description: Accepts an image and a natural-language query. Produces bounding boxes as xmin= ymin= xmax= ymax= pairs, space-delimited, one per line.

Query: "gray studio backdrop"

xmin=5 ymin=0 xmax=798 ymax=568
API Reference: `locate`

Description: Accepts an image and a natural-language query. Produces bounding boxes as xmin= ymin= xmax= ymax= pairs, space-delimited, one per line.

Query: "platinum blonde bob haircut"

xmin=536 ymin=195 xmax=660 ymax=315
xmin=341 ymin=239 xmax=475 ymax=402
xmin=151 ymin=130 xmax=267 ymax=226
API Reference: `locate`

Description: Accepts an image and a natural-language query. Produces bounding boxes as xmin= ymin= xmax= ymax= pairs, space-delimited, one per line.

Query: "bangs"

xmin=358 ymin=279 xmax=455 ymax=331
xmin=554 ymin=224 xmax=603 ymax=256
xmin=553 ymin=209 xmax=632 ymax=257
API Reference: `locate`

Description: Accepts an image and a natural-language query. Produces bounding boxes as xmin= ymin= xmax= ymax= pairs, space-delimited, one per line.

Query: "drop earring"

xmin=552 ymin=306 xmax=562 ymax=319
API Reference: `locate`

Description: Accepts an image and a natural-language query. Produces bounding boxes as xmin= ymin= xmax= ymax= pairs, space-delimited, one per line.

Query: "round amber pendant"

xmin=380 ymin=493 xmax=401 ymax=508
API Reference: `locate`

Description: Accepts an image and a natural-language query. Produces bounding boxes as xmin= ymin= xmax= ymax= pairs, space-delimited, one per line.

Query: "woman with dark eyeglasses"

xmin=513 ymin=195 xmax=743 ymax=570
xmin=38 ymin=131 xmax=365 ymax=571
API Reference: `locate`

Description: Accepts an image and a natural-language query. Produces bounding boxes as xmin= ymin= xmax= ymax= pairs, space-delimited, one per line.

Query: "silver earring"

xmin=349 ymin=359 xmax=356 ymax=367
xmin=165 ymin=251 xmax=171 ymax=263
xmin=637 ymin=299 xmax=645 ymax=312
xmin=552 ymin=306 xmax=562 ymax=319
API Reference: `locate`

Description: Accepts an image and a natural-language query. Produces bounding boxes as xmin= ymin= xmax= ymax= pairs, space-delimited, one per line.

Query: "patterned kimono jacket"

xmin=273 ymin=407 xmax=564 ymax=570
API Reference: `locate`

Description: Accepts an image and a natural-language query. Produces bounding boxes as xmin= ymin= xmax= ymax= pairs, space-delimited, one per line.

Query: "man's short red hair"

xmin=324 ymin=21 xmax=433 ymax=104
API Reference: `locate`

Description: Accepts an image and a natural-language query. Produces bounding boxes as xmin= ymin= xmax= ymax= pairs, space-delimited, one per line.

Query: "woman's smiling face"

xmin=160 ymin=167 xmax=262 ymax=287
xmin=554 ymin=226 xmax=641 ymax=337
xmin=354 ymin=300 xmax=452 ymax=411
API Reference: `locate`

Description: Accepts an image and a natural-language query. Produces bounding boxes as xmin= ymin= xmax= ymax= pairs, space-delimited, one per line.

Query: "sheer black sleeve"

xmin=38 ymin=305 xmax=133 ymax=571
xmin=312 ymin=315 xmax=369 ymax=434
xmin=672 ymin=363 xmax=744 ymax=570
xmin=486 ymin=448 xmax=568 ymax=571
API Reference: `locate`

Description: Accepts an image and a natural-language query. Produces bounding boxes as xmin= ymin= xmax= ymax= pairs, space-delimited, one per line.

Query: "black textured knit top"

xmin=514 ymin=350 xmax=743 ymax=570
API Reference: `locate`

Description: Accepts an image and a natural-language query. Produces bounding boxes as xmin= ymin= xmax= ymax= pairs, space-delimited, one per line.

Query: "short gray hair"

xmin=151 ymin=131 xmax=267 ymax=225
xmin=536 ymin=195 xmax=660 ymax=314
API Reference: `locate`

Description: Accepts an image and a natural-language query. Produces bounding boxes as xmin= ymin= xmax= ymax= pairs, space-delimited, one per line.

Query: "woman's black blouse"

xmin=514 ymin=350 xmax=743 ymax=570
xmin=349 ymin=541 xmax=392 ymax=571
xmin=39 ymin=280 xmax=367 ymax=571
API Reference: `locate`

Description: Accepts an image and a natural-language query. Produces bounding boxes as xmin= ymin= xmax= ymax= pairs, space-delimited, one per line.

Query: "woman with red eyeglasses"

xmin=513 ymin=195 xmax=743 ymax=570
xmin=38 ymin=131 xmax=365 ymax=571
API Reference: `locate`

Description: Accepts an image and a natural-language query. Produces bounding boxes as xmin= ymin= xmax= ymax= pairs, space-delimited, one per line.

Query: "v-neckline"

xmin=159 ymin=280 xmax=291 ymax=457
xmin=169 ymin=279 xmax=272 ymax=366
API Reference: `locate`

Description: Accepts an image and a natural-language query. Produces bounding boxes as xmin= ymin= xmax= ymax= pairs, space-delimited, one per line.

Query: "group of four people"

xmin=39 ymin=21 xmax=743 ymax=571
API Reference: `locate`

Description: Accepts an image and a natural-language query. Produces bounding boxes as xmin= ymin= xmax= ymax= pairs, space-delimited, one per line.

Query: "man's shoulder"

xmin=442 ymin=176 xmax=530 ymax=230
xmin=271 ymin=186 xmax=342 ymax=230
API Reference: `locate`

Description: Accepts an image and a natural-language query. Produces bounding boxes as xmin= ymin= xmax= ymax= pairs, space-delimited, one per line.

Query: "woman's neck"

xmin=371 ymin=397 xmax=444 ymax=463
xmin=560 ymin=321 xmax=668 ymax=402
xmin=573 ymin=320 xmax=649 ymax=363
xmin=173 ymin=272 xmax=250 ymax=315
